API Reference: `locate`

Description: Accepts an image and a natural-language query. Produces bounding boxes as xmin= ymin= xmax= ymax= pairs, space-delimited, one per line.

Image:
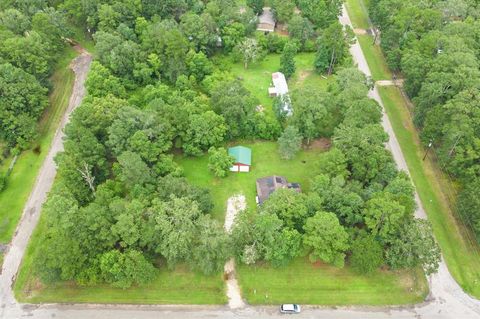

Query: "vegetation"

xmin=0 ymin=48 xmax=77 ymax=244
xmin=346 ymin=0 xmax=480 ymax=297
xmin=237 ymin=257 xmax=428 ymax=305
xmin=368 ymin=0 xmax=480 ymax=242
xmin=10 ymin=0 xmax=445 ymax=305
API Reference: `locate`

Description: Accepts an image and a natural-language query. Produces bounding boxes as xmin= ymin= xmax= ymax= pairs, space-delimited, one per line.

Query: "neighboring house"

xmin=257 ymin=7 xmax=275 ymax=33
xmin=229 ymin=146 xmax=252 ymax=172
xmin=256 ymin=175 xmax=301 ymax=204
xmin=269 ymin=72 xmax=292 ymax=116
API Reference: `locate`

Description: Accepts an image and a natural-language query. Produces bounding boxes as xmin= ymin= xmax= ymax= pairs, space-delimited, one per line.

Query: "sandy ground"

xmin=224 ymin=195 xmax=246 ymax=309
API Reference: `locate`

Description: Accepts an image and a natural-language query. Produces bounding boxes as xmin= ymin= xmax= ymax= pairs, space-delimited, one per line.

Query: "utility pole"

xmin=423 ymin=140 xmax=433 ymax=161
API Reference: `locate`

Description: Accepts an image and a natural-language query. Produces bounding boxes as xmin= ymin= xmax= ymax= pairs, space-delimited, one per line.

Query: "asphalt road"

xmin=1 ymin=9 xmax=480 ymax=319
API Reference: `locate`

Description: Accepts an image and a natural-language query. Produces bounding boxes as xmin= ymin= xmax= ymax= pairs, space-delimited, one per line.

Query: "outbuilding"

xmin=257 ymin=7 xmax=276 ymax=33
xmin=228 ymin=146 xmax=252 ymax=172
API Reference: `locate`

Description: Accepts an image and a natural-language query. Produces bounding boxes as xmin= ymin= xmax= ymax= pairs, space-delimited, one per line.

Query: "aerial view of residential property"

xmin=1 ymin=0 xmax=480 ymax=318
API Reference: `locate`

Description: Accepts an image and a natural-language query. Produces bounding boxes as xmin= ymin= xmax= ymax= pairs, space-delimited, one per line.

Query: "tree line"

xmin=0 ymin=1 xmax=71 ymax=153
xmin=368 ymin=0 xmax=480 ymax=241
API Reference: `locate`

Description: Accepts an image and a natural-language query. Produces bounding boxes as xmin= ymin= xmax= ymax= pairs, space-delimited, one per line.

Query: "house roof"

xmin=256 ymin=176 xmax=301 ymax=204
xmin=228 ymin=146 xmax=252 ymax=166
xmin=257 ymin=7 xmax=275 ymax=32
xmin=272 ymin=72 xmax=289 ymax=95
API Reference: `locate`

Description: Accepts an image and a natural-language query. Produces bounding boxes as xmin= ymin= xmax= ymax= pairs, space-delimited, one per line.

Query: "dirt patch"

xmin=297 ymin=70 xmax=312 ymax=84
xmin=308 ymin=138 xmax=332 ymax=150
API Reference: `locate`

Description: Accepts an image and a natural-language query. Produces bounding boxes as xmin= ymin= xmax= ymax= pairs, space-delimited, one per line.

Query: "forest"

xmin=368 ymin=0 xmax=480 ymax=241
xmin=2 ymin=0 xmax=439 ymax=290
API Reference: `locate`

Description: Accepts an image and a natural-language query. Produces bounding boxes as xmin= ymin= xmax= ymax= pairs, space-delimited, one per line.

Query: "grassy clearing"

xmin=0 ymin=47 xmax=77 ymax=244
xmin=177 ymin=140 xmax=330 ymax=222
xmin=221 ymin=53 xmax=331 ymax=118
xmin=17 ymin=268 xmax=225 ymax=304
xmin=237 ymin=257 xmax=428 ymax=305
xmin=379 ymin=86 xmax=480 ymax=297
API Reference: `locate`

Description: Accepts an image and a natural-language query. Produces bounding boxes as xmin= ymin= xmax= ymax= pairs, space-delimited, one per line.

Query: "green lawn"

xmin=345 ymin=0 xmax=370 ymax=29
xmin=16 ymin=264 xmax=225 ymax=304
xmin=379 ymin=86 xmax=480 ymax=297
xmin=237 ymin=257 xmax=428 ymax=305
xmin=0 ymin=47 xmax=77 ymax=244
xmin=177 ymin=140 xmax=329 ymax=222
xmin=221 ymin=53 xmax=331 ymax=118
xmin=345 ymin=0 xmax=392 ymax=81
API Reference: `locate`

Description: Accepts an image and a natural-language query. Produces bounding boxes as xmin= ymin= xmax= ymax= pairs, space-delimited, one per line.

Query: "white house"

xmin=268 ymin=72 xmax=292 ymax=115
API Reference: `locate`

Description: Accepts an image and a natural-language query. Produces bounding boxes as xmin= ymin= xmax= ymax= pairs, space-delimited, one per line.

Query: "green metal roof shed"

xmin=228 ymin=146 xmax=252 ymax=167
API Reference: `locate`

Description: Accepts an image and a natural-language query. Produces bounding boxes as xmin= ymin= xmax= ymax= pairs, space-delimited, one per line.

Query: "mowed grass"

xmin=379 ymin=86 xmax=480 ymax=297
xmin=177 ymin=141 xmax=329 ymax=222
xmin=344 ymin=0 xmax=391 ymax=81
xmin=237 ymin=257 xmax=428 ymax=305
xmin=222 ymin=53 xmax=331 ymax=118
xmin=17 ymin=261 xmax=225 ymax=304
xmin=345 ymin=0 xmax=370 ymax=29
xmin=356 ymin=35 xmax=392 ymax=81
xmin=0 ymin=47 xmax=77 ymax=244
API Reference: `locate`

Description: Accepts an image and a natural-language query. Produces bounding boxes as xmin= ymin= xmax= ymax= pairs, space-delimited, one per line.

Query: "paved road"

xmin=339 ymin=3 xmax=480 ymax=318
xmin=1 ymin=10 xmax=480 ymax=318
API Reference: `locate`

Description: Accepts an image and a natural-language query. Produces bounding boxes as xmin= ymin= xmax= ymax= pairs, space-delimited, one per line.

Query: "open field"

xmin=345 ymin=0 xmax=370 ymax=29
xmin=356 ymin=34 xmax=391 ymax=81
xmin=177 ymin=140 xmax=330 ymax=222
xmin=0 ymin=47 xmax=77 ymax=244
xmin=221 ymin=53 xmax=331 ymax=118
xmin=237 ymin=257 xmax=428 ymax=305
xmin=379 ymin=86 xmax=480 ymax=297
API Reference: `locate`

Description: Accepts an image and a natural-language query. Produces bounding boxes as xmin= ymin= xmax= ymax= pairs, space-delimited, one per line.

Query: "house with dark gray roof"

xmin=256 ymin=175 xmax=301 ymax=204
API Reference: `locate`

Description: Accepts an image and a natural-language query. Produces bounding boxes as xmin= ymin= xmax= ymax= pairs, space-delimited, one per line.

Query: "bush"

xmin=0 ymin=174 xmax=7 ymax=192
xmin=266 ymin=33 xmax=288 ymax=53
xmin=350 ymin=233 xmax=384 ymax=274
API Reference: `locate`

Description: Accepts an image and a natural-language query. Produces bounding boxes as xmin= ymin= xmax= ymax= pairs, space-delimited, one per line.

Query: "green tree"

xmin=291 ymin=85 xmax=334 ymax=143
xmin=246 ymin=0 xmax=264 ymax=15
xmin=363 ymin=193 xmax=407 ymax=241
xmin=456 ymin=178 xmax=480 ymax=241
xmin=0 ymin=63 xmax=48 ymax=149
xmin=261 ymin=188 xmax=309 ymax=231
xmin=183 ymin=111 xmax=227 ymax=156
xmin=280 ymin=41 xmax=297 ymax=79
xmin=287 ymin=15 xmax=314 ymax=48
xmin=271 ymin=0 xmax=295 ymax=23
xmin=154 ymin=197 xmax=201 ymax=268
xmin=235 ymin=38 xmax=262 ymax=69
xmin=386 ymin=219 xmax=441 ymax=275
xmin=114 ymin=151 xmax=153 ymax=188
xmin=221 ymin=22 xmax=246 ymax=52
xmin=99 ymin=249 xmax=156 ymax=288
xmin=350 ymin=233 xmax=384 ymax=274
xmin=211 ymin=80 xmax=257 ymax=138
xmin=191 ymin=215 xmax=231 ymax=274
xmin=303 ymin=211 xmax=350 ymax=267
xmin=208 ymin=147 xmax=235 ymax=177
xmin=277 ymin=125 xmax=303 ymax=160
xmin=315 ymin=21 xmax=354 ymax=74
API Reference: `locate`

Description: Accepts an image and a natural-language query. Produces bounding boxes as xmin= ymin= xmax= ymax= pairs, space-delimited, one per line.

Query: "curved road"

xmin=1 ymin=11 xmax=480 ymax=318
